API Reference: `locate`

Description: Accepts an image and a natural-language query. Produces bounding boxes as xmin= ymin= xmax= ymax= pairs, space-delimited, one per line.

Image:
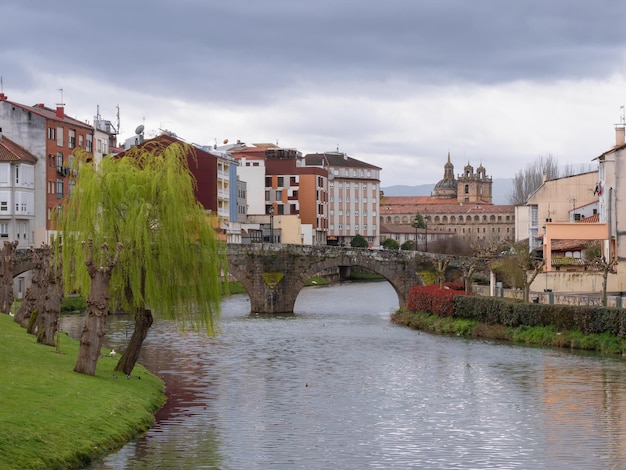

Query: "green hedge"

xmin=453 ymin=296 xmax=626 ymax=337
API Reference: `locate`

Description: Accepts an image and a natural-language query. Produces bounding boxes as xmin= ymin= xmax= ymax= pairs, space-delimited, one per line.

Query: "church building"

xmin=433 ymin=153 xmax=493 ymax=204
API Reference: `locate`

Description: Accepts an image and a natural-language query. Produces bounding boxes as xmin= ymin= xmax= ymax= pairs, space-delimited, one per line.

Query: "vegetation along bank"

xmin=0 ymin=314 xmax=166 ymax=470
xmin=392 ymin=285 xmax=626 ymax=355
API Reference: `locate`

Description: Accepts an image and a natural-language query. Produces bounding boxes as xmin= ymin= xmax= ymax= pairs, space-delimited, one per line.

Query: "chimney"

xmin=0 ymin=127 xmax=3 ymax=141
xmin=616 ymin=125 xmax=625 ymax=147
xmin=56 ymin=104 xmax=65 ymax=120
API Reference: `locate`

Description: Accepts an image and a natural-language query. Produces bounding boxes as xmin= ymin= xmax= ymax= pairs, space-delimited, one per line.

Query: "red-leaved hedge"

xmin=407 ymin=284 xmax=471 ymax=317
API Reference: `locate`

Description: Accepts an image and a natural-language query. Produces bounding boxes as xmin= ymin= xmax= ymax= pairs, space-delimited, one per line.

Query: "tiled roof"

xmin=550 ymin=239 xmax=589 ymax=251
xmin=0 ymin=136 xmax=37 ymax=163
xmin=4 ymin=100 xmax=92 ymax=129
xmin=578 ymin=213 xmax=600 ymax=223
xmin=304 ymin=152 xmax=382 ymax=170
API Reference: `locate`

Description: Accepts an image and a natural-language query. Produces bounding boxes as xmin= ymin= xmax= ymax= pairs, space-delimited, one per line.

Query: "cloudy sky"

xmin=2 ymin=0 xmax=626 ymax=187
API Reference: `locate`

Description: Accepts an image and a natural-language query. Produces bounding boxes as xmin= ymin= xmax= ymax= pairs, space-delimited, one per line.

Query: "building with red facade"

xmin=0 ymin=93 xmax=95 ymax=244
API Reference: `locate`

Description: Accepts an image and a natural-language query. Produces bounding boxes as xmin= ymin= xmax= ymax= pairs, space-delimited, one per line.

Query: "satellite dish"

xmin=135 ymin=124 xmax=145 ymax=135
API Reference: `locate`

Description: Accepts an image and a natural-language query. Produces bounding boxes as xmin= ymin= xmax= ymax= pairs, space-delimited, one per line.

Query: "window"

xmin=277 ymin=177 xmax=284 ymax=187
xmin=56 ymin=179 xmax=63 ymax=198
xmin=465 ymin=184 xmax=469 ymax=194
xmin=56 ymin=127 xmax=63 ymax=146
xmin=86 ymin=134 xmax=93 ymax=152
xmin=57 ymin=152 xmax=64 ymax=172
xmin=265 ymin=176 xmax=272 ymax=187
xmin=0 ymin=223 xmax=7 ymax=238
xmin=69 ymin=129 xmax=76 ymax=149
xmin=0 ymin=201 xmax=7 ymax=212
xmin=275 ymin=190 xmax=282 ymax=200
xmin=15 ymin=165 xmax=19 ymax=184
xmin=265 ymin=190 xmax=270 ymax=201
xmin=48 ymin=127 xmax=56 ymax=140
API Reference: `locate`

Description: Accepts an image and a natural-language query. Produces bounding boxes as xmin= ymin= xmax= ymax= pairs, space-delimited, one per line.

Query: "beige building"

xmin=524 ymin=171 xmax=599 ymax=252
xmin=304 ymin=152 xmax=381 ymax=247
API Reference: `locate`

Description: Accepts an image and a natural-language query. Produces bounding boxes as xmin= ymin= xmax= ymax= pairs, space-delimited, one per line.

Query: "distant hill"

xmin=381 ymin=178 xmax=513 ymax=205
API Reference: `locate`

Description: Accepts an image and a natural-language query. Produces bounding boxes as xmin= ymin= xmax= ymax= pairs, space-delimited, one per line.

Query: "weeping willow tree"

xmin=58 ymin=140 xmax=223 ymax=376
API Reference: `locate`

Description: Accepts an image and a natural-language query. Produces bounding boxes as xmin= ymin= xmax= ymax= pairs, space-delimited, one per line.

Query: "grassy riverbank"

xmin=391 ymin=309 xmax=626 ymax=356
xmin=0 ymin=314 xmax=165 ymax=470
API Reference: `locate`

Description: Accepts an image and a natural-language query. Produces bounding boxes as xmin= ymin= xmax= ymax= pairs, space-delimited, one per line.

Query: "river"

xmin=60 ymin=281 xmax=626 ymax=469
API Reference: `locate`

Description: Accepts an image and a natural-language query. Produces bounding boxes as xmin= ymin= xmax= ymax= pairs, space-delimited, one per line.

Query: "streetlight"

xmin=424 ymin=214 xmax=428 ymax=252
xmin=269 ymin=205 xmax=274 ymax=243
xmin=412 ymin=215 xmax=419 ymax=251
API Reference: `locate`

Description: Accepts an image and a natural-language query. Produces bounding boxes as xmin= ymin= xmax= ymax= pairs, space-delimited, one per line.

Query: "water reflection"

xmin=61 ymin=282 xmax=626 ymax=469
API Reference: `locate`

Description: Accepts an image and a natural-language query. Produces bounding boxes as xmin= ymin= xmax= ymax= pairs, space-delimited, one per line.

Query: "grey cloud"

xmin=3 ymin=0 xmax=625 ymax=105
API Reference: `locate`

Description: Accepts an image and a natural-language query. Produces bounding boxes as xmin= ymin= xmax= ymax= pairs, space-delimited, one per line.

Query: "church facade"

xmin=432 ymin=153 xmax=493 ymax=204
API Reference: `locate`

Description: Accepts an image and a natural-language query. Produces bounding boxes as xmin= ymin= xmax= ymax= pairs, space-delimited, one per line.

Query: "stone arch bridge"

xmin=226 ymin=244 xmax=449 ymax=314
xmin=12 ymin=245 xmax=470 ymax=315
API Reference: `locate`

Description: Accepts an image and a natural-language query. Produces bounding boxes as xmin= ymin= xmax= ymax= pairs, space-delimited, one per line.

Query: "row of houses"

xmin=2 ymin=92 xmax=624 ymax=295
xmin=0 ymin=94 xmax=387 ymax=250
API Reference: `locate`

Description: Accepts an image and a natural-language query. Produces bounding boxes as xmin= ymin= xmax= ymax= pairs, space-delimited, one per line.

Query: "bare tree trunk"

xmin=74 ymin=241 xmax=122 ymax=376
xmin=435 ymin=256 xmax=451 ymax=288
xmin=0 ymin=241 xmax=18 ymax=314
xmin=523 ymin=260 xmax=545 ymax=303
xmin=114 ymin=307 xmax=153 ymax=376
xmin=14 ymin=246 xmax=46 ymax=330
xmin=36 ymin=254 xmax=63 ymax=346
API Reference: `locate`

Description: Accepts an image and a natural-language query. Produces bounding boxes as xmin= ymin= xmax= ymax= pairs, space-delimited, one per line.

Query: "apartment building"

xmin=229 ymin=144 xmax=328 ymax=245
xmin=0 ymin=93 xmax=95 ymax=245
xmin=521 ymin=171 xmax=599 ymax=252
xmin=0 ymin=132 xmax=37 ymax=248
xmin=304 ymin=152 xmax=381 ymax=247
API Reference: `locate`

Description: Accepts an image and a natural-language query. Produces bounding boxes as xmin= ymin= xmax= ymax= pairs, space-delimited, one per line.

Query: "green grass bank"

xmin=391 ymin=309 xmax=626 ymax=356
xmin=0 ymin=314 xmax=166 ymax=470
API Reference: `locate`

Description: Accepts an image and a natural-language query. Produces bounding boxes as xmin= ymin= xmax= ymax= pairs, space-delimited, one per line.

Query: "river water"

xmin=61 ymin=281 xmax=626 ymax=469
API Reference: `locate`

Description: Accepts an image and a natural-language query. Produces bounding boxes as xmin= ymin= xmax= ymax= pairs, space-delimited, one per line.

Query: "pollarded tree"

xmin=58 ymin=141 xmax=224 ymax=376
xmin=0 ymin=240 xmax=18 ymax=314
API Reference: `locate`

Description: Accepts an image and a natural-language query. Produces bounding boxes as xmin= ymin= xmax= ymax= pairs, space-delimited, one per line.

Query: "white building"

xmin=0 ymin=132 xmax=37 ymax=248
xmin=304 ymin=152 xmax=381 ymax=247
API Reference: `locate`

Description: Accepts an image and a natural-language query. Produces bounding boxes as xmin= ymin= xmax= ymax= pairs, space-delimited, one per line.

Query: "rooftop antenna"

xmin=57 ymin=88 xmax=64 ymax=106
xmin=0 ymin=76 xmax=3 ymax=94
xmin=116 ymin=105 xmax=120 ymax=136
xmin=620 ymin=105 xmax=625 ymax=125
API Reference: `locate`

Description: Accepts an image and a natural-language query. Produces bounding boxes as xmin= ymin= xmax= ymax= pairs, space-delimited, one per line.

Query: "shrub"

xmin=407 ymin=285 xmax=469 ymax=317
